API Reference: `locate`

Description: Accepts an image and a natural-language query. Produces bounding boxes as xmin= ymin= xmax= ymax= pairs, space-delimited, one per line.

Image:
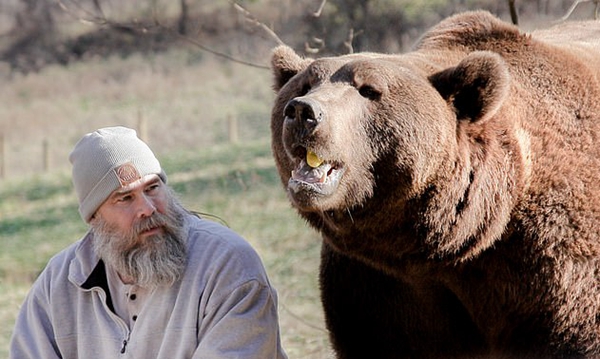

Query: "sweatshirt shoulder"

xmin=185 ymin=215 xmax=255 ymax=252
xmin=184 ymin=215 xmax=269 ymax=280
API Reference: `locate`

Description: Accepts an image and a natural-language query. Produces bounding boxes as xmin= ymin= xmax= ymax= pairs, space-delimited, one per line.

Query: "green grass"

xmin=0 ymin=139 xmax=333 ymax=358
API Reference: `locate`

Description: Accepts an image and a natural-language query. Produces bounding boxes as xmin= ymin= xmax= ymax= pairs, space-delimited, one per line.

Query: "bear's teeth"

xmin=292 ymin=163 xmax=331 ymax=184
xmin=306 ymin=150 xmax=324 ymax=168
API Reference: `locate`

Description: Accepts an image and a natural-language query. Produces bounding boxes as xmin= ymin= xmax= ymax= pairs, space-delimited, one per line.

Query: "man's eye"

xmin=146 ymin=184 xmax=160 ymax=193
xmin=118 ymin=195 xmax=132 ymax=202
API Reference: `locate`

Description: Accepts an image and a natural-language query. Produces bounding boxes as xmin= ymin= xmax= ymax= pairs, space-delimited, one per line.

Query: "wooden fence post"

xmin=228 ymin=114 xmax=239 ymax=144
xmin=43 ymin=138 xmax=50 ymax=172
xmin=0 ymin=133 xmax=4 ymax=179
xmin=137 ymin=108 xmax=148 ymax=143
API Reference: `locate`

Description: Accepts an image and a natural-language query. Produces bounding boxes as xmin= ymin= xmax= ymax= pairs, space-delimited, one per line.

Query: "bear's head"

xmin=270 ymin=45 xmax=526 ymax=263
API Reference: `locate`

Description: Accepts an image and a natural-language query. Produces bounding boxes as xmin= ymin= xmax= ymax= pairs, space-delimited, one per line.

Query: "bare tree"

xmin=178 ymin=0 xmax=188 ymax=35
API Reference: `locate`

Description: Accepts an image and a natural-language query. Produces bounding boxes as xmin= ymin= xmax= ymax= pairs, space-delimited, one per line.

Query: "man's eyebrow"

xmin=146 ymin=177 xmax=162 ymax=187
xmin=111 ymin=177 xmax=161 ymax=197
xmin=111 ymin=188 xmax=133 ymax=198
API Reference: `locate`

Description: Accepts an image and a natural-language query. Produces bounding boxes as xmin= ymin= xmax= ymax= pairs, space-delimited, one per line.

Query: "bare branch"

xmin=343 ymin=29 xmax=363 ymax=54
xmin=55 ymin=0 xmax=272 ymax=69
xmin=231 ymin=2 xmax=284 ymax=46
xmin=55 ymin=0 xmax=109 ymax=26
xmin=312 ymin=37 xmax=324 ymax=47
xmin=559 ymin=0 xmax=595 ymax=21
xmin=304 ymin=37 xmax=324 ymax=54
xmin=170 ymin=30 xmax=269 ymax=69
xmin=312 ymin=0 xmax=327 ymax=17
xmin=343 ymin=28 xmax=355 ymax=54
xmin=92 ymin=0 xmax=105 ymax=20
xmin=279 ymin=298 xmax=327 ymax=334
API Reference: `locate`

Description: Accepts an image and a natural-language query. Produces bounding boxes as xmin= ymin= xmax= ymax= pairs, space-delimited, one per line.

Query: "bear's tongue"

xmin=292 ymin=160 xmax=331 ymax=184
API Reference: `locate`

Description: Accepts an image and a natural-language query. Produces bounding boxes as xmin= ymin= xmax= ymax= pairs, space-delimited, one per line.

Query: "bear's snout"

xmin=283 ymin=98 xmax=324 ymax=138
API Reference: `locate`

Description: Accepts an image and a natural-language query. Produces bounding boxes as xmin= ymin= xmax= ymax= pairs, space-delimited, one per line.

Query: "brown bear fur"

xmin=270 ymin=10 xmax=600 ymax=359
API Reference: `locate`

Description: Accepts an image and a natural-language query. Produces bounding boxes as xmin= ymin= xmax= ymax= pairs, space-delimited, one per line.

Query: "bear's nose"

xmin=283 ymin=98 xmax=323 ymax=133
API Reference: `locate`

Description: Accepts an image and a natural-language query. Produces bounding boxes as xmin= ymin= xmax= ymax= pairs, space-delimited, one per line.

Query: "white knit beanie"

xmin=69 ymin=126 xmax=167 ymax=223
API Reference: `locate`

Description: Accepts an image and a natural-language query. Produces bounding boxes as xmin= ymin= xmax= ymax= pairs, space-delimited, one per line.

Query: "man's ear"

xmin=271 ymin=45 xmax=312 ymax=92
xmin=429 ymin=51 xmax=510 ymax=124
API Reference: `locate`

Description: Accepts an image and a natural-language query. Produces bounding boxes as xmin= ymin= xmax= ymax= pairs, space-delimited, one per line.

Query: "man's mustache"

xmin=133 ymin=213 xmax=169 ymax=236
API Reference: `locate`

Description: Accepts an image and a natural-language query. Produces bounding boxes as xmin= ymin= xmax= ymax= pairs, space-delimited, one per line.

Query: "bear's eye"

xmin=358 ymin=85 xmax=381 ymax=100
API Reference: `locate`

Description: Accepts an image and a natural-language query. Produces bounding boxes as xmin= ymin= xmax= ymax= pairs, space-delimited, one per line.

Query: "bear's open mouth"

xmin=288 ymin=152 xmax=344 ymax=196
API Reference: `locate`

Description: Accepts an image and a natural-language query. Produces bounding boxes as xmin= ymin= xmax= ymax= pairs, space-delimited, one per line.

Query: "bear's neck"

xmin=306 ymin=131 xmax=526 ymax=270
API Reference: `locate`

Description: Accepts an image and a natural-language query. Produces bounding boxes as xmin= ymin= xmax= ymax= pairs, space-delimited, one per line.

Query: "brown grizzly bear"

xmin=269 ymin=10 xmax=600 ymax=359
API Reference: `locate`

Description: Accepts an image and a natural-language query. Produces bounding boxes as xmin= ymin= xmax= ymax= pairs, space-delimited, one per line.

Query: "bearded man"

xmin=10 ymin=126 xmax=287 ymax=359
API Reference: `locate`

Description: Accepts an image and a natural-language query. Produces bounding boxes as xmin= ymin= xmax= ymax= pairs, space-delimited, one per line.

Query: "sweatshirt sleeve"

xmin=193 ymin=279 xmax=287 ymax=359
xmin=10 ymin=273 xmax=62 ymax=359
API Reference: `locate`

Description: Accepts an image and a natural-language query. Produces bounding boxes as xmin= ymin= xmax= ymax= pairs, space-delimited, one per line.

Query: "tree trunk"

xmin=508 ymin=0 xmax=519 ymax=25
xmin=178 ymin=0 xmax=188 ymax=35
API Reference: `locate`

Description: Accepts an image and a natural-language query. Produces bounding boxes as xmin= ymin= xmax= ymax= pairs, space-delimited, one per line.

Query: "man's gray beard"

xmin=91 ymin=191 xmax=188 ymax=288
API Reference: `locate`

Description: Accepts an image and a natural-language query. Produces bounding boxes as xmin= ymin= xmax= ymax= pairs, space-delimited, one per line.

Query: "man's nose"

xmin=137 ymin=195 xmax=156 ymax=218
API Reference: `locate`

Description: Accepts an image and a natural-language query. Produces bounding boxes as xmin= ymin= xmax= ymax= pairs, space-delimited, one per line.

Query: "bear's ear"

xmin=429 ymin=51 xmax=510 ymax=123
xmin=271 ymin=45 xmax=312 ymax=92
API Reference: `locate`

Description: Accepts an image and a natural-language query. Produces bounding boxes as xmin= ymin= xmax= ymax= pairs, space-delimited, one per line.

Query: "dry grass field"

xmin=0 ymin=46 xmax=333 ymax=358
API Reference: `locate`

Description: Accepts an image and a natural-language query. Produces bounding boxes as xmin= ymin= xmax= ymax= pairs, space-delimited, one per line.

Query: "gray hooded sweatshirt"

xmin=10 ymin=214 xmax=287 ymax=359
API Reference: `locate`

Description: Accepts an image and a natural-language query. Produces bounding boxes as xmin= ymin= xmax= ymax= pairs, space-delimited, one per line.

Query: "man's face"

xmin=90 ymin=174 xmax=187 ymax=287
xmin=95 ymin=174 xmax=169 ymax=239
